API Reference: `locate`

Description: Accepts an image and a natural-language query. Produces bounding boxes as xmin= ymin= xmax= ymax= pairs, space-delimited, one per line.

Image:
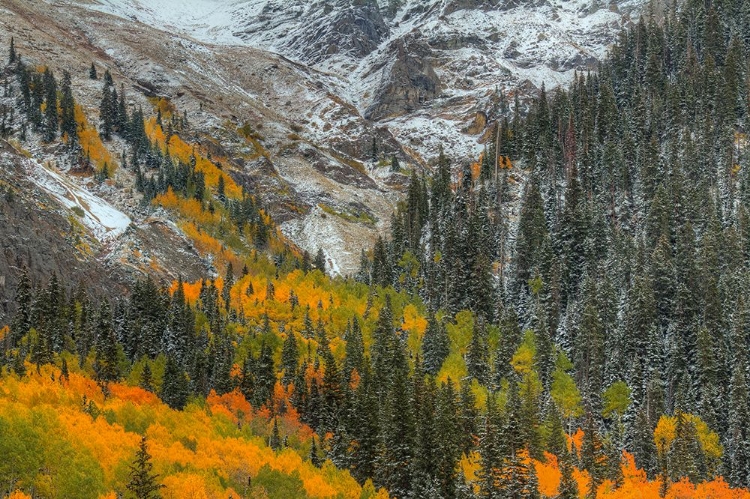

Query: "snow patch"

xmin=25 ymin=158 xmax=131 ymax=242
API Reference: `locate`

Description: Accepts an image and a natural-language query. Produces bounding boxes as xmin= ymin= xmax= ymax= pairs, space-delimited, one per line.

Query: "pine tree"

xmin=160 ymin=355 xmax=189 ymax=410
xmin=514 ymin=177 xmax=548 ymax=297
xmin=60 ymin=357 xmax=70 ymax=382
xmin=99 ymin=72 xmax=114 ymax=140
xmin=94 ymin=300 xmax=120 ymax=386
xmin=281 ymin=329 xmax=299 ymax=385
xmin=59 ymin=70 xmax=77 ymax=146
xmin=309 ymin=435 xmax=322 ymax=467
xmin=9 ymin=37 xmax=16 ymax=64
xmin=222 ymin=263 xmax=234 ymax=311
xmin=422 ymin=312 xmax=449 ymax=376
xmin=217 ymin=174 xmax=226 ymax=203
xmin=314 ymin=248 xmax=326 ymax=273
xmin=467 ymin=321 xmax=490 ymax=385
xmin=89 ymin=62 xmax=97 ymax=80
xmin=434 ymin=379 xmax=461 ymax=497
xmin=140 ymin=362 xmax=154 ymax=392
xmin=42 ymin=68 xmax=58 ymax=142
xmin=10 ymin=267 xmax=32 ymax=346
xmin=558 ymin=452 xmax=578 ymax=499
xmin=478 ymin=396 xmax=502 ymax=498
xmin=727 ymin=363 xmax=750 ymax=488
xmin=668 ymin=411 xmax=702 ymax=483
xmin=126 ymin=436 xmax=163 ymax=499
xmin=343 ymin=317 xmax=365 ymax=383
xmin=348 ymin=361 xmax=379 ymax=482
xmin=269 ymin=418 xmax=282 ymax=451
xmin=377 ymin=341 xmax=415 ymax=498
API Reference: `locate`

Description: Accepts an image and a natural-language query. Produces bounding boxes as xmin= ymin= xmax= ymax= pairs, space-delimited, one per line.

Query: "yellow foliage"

xmin=401 ymin=303 xmax=427 ymax=353
xmin=460 ymin=451 xmax=482 ymax=486
xmin=511 ymin=334 xmax=536 ymax=375
xmin=534 ymin=453 xmax=561 ymax=498
xmin=499 ymin=155 xmax=513 ymax=169
xmin=654 ymin=415 xmax=676 ymax=455
xmin=155 ymin=188 xmax=216 ymax=226
xmin=654 ymin=413 xmax=723 ymax=461
xmin=6 ymin=492 xmax=33 ymax=499
xmin=0 ymin=365 xmax=368 ymax=499
xmin=145 ymin=118 xmax=242 ymax=199
xmin=75 ymin=105 xmax=115 ymax=172
xmin=162 ymin=473 xmax=212 ymax=499
xmin=568 ymin=428 xmax=585 ymax=456
xmin=573 ymin=467 xmax=591 ymax=498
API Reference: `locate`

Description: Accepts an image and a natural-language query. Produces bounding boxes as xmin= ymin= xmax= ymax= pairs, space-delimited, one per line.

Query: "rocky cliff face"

xmin=364 ymin=33 xmax=441 ymax=120
xmin=237 ymin=0 xmax=390 ymax=65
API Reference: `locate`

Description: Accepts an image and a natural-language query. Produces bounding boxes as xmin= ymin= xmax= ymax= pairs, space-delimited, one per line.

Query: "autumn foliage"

xmin=525 ymin=450 xmax=750 ymax=499
xmin=0 ymin=365 xmax=382 ymax=499
xmin=75 ymin=104 xmax=116 ymax=172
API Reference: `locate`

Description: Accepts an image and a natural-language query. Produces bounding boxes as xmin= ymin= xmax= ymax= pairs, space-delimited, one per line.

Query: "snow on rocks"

xmin=25 ymin=157 xmax=132 ymax=243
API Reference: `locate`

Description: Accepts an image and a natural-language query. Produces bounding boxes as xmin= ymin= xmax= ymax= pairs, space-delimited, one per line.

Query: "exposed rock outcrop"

xmin=243 ymin=0 xmax=389 ymax=65
xmin=365 ymin=34 xmax=441 ymax=120
xmin=442 ymin=0 xmax=501 ymax=15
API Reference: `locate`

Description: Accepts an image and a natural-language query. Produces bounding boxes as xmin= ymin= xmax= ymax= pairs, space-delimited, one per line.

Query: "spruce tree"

xmin=126 ymin=436 xmax=163 ymax=499
xmin=140 ymin=362 xmax=154 ymax=393
xmin=727 ymin=364 xmax=750 ymax=488
xmin=42 ymin=68 xmax=58 ymax=142
xmin=309 ymin=435 xmax=322 ymax=467
xmin=217 ymin=174 xmax=226 ymax=203
xmin=59 ymin=70 xmax=77 ymax=145
xmin=99 ymin=72 xmax=114 ymax=140
xmin=160 ymin=355 xmax=189 ymax=410
xmin=343 ymin=317 xmax=365 ymax=383
xmin=269 ymin=418 xmax=282 ymax=451
xmin=10 ymin=267 xmax=32 ymax=346
xmin=94 ymin=300 xmax=120 ymax=386
xmin=281 ymin=329 xmax=299 ymax=386
xmin=422 ymin=312 xmax=449 ymax=376
xmin=467 ymin=321 xmax=490 ymax=385
xmin=9 ymin=37 xmax=16 ymax=64
xmin=314 ymin=248 xmax=326 ymax=273
xmin=60 ymin=357 xmax=70 ymax=382
xmin=559 ymin=452 xmax=579 ymax=499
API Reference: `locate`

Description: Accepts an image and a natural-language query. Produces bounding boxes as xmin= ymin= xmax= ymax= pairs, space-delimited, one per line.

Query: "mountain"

xmin=90 ymin=0 xmax=642 ymax=155
xmin=44 ymin=0 xmax=640 ymax=273
xmin=10 ymin=0 xmax=750 ymax=498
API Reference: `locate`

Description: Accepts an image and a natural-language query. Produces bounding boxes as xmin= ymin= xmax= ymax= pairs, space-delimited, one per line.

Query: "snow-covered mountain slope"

xmin=1 ymin=0 xmax=643 ymax=275
xmin=2 ymin=0 xmax=411 ymax=275
xmin=26 ymin=156 xmax=131 ymax=243
xmin=86 ymin=0 xmax=642 ymax=161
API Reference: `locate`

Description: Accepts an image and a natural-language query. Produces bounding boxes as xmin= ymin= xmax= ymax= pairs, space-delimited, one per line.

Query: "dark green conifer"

xmin=126 ymin=436 xmax=163 ymax=499
xmin=161 ymin=355 xmax=189 ymax=410
xmin=9 ymin=37 xmax=16 ymax=64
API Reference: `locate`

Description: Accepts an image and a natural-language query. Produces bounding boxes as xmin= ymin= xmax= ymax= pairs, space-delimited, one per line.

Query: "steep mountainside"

xmin=89 ymin=0 xmax=642 ymax=159
xmin=55 ymin=0 xmax=642 ymax=273
xmin=0 ymin=0 xmax=641 ymax=276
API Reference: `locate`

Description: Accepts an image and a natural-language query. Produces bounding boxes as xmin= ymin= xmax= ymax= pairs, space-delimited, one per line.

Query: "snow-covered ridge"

xmin=85 ymin=0 xmax=639 ymax=88
xmin=83 ymin=0 xmax=642 ymax=164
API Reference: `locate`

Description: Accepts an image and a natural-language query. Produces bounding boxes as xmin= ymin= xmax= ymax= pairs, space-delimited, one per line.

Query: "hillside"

xmin=86 ymin=0 xmax=642 ymax=159
xmin=3 ymin=0 xmax=750 ymax=498
xmin=1 ymin=0 xmax=643 ymax=274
